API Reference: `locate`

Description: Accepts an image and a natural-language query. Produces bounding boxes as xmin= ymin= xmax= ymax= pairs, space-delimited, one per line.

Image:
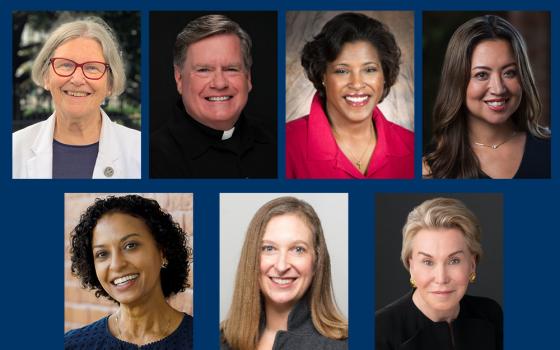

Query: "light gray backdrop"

xmin=220 ymin=193 xmax=348 ymax=321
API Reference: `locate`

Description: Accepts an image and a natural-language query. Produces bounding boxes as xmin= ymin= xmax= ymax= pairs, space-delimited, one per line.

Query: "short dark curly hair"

xmin=301 ymin=12 xmax=401 ymax=104
xmin=70 ymin=195 xmax=192 ymax=302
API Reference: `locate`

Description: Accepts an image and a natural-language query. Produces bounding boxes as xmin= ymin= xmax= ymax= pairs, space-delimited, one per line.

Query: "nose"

xmin=274 ymin=251 xmax=290 ymax=273
xmin=110 ymin=250 xmax=127 ymax=271
xmin=69 ymin=67 xmax=87 ymax=84
xmin=210 ymin=69 xmax=229 ymax=89
xmin=434 ymin=264 xmax=450 ymax=284
xmin=349 ymin=71 xmax=365 ymax=90
xmin=489 ymin=73 xmax=507 ymax=95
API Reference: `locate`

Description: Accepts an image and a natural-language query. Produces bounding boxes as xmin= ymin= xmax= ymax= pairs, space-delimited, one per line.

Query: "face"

xmin=92 ymin=212 xmax=165 ymax=306
xmin=259 ymin=214 xmax=315 ymax=311
xmin=45 ymin=37 xmax=110 ymax=121
xmin=323 ymin=41 xmax=385 ymax=126
xmin=174 ymin=34 xmax=252 ymax=130
xmin=465 ymin=39 xmax=522 ymax=126
xmin=408 ymin=228 xmax=476 ymax=321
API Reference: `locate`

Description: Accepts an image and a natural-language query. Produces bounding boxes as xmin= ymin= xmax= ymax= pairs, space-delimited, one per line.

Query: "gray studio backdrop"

xmin=375 ymin=193 xmax=503 ymax=310
xmin=220 ymin=193 xmax=349 ymax=322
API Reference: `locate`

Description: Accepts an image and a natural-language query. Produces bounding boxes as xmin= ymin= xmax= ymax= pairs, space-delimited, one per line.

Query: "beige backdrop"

xmin=286 ymin=11 xmax=414 ymax=131
xmin=64 ymin=193 xmax=193 ymax=332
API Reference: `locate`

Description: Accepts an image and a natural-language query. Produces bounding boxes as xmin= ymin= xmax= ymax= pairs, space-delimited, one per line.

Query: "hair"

xmin=221 ymin=196 xmax=347 ymax=350
xmin=301 ymin=12 xmax=401 ymax=104
xmin=425 ymin=15 xmax=549 ymax=178
xmin=401 ymin=197 xmax=483 ymax=271
xmin=173 ymin=14 xmax=253 ymax=71
xmin=70 ymin=195 xmax=191 ymax=302
xmin=31 ymin=16 xmax=126 ymax=96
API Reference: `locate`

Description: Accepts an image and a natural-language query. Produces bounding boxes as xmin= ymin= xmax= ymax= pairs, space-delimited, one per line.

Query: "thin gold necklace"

xmin=333 ymin=122 xmax=375 ymax=171
xmin=473 ymin=131 xmax=517 ymax=149
xmin=114 ymin=311 xmax=171 ymax=345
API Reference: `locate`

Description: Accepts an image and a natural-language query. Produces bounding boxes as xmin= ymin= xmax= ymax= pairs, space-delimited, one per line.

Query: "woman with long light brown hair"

xmin=221 ymin=196 xmax=347 ymax=350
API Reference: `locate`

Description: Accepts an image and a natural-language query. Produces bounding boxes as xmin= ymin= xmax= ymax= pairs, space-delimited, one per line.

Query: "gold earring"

xmin=469 ymin=272 xmax=476 ymax=283
xmin=161 ymin=258 xmax=168 ymax=269
xmin=409 ymin=277 xmax=416 ymax=288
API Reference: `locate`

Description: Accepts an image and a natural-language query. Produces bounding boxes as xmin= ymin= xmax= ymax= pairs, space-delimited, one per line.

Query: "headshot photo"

xmin=220 ymin=193 xmax=348 ymax=349
xmin=12 ymin=12 xmax=141 ymax=179
xmin=375 ymin=194 xmax=503 ymax=349
xmin=64 ymin=193 xmax=193 ymax=349
xmin=285 ymin=11 xmax=414 ymax=179
xmin=423 ymin=12 xmax=550 ymax=179
xmin=149 ymin=12 xmax=277 ymax=179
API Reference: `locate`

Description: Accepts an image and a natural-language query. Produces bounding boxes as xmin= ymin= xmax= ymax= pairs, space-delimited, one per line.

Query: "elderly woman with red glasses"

xmin=13 ymin=17 xmax=140 ymax=179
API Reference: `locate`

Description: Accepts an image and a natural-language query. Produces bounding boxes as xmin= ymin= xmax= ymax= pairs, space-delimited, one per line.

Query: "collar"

xmin=306 ymin=92 xmax=410 ymax=177
xmin=27 ymin=109 xmax=121 ymax=178
xmin=169 ymin=99 xmax=264 ymax=159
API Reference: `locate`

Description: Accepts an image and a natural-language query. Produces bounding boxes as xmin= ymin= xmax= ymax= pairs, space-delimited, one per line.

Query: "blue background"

xmin=2 ymin=0 xmax=558 ymax=349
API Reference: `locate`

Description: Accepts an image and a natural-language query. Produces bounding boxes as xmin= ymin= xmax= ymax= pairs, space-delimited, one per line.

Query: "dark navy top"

xmin=64 ymin=313 xmax=193 ymax=350
xmin=480 ymin=133 xmax=550 ymax=179
xmin=52 ymin=140 xmax=98 ymax=178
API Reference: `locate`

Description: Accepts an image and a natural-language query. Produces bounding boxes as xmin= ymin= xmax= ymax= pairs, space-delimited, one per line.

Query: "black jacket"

xmin=150 ymin=100 xmax=276 ymax=178
xmin=375 ymin=290 xmax=503 ymax=350
xmin=221 ymin=297 xmax=347 ymax=350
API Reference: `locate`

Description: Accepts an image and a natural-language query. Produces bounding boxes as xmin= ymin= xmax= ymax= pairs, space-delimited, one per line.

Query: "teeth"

xmin=207 ymin=96 xmax=231 ymax=102
xmin=66 ymin=91 xmax=89 ymax=97
xmin=345 ymin=95 xmax=368 ymax=103
xmin=113 ymin=274 xmax=139 ymax=285
xmin=486 ymin=101 xmax=505 ymax=107
xmin=271 ymin=277 xmax=294 ymax=285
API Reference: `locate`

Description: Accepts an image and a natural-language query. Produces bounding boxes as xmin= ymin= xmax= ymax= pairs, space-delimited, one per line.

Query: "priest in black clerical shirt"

xmin=150 ymin=14 xmax=276 ymax=178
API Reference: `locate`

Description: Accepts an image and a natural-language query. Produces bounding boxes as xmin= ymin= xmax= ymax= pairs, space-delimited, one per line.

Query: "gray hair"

xmin=173 ymin=14 xmax=253 ymax=71
xmin=401 ymin=197 xmax=483 ymax=270
xmin=31 ymin=16 xmax=126 ymax=96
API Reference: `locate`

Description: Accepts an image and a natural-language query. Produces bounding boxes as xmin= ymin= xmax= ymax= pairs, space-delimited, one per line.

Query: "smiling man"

xmin=150 ymin=14 xmax=276 ymax=178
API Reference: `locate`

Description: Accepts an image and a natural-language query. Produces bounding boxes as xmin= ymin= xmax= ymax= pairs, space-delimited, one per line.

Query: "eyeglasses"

xmin=49 ymin=57 xmax=110 ymax=80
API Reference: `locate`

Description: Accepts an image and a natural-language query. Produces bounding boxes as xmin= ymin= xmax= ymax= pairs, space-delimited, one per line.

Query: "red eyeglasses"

xmin=49 ymin=57 xmax=110 ymax=80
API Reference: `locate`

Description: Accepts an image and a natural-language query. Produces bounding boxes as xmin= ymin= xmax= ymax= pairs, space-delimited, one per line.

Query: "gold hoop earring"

xmin=469 ymin=272 xmax=476 ymax=283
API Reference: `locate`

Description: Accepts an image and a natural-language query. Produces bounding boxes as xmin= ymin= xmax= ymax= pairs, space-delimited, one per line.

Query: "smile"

xmin=112 ymin=273 xmax=139 ymax=286
xmin=269 ymin=277 xmax=297 ymax=286
xmin=344 ymin=94 xmax=370 ymax=106
xmin=485 ymin=98 xmax=508 ymax=111
xmin=205 ymin=96 xmax=232 ymax=102
xmin=64 ymin=90 xmax=91 ymax=97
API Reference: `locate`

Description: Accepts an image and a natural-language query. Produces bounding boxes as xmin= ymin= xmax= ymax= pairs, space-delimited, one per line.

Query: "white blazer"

xmin=12 ymin=109 xmax=141 ymax=179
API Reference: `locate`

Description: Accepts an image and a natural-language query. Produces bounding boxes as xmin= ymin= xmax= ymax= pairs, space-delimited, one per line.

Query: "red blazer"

xmin=286 ymin=94 xmax=414 ymax=179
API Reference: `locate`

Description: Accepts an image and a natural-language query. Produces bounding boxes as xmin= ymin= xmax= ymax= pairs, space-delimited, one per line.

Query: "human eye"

xmin=124 ymin=241 xmax=138 ymax=250
xmin=94 ymin=250 xmax=108 ymax=260
xmin=261 ymin=245 xmax=275 ymax=253
xmin=84 ymin=63 xmax=103 ymax=73
xmin=449 ymin=257 xmax=461 ymax=265
xmin=503 ymin=69 xmax=517 ymax=79
xmin=365 ymin=66 xmax=378 ymax=73
xmin=334 ymin=67 xmax=349 ymax=74
xmin=473 ymin=71 xmax=488 ymax=80
xmin=292 ymin=246 xmax=307 ymax=255
xmin=422 ymin=259 xmax=433 ymax=266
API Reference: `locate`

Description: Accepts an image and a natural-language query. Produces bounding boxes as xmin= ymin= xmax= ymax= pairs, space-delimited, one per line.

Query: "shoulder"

xmin=461 ymin=294 xmax=503 ymax=322
xmin=244 ymin=114 xmax=276 ymax=144
xmin=13 ymin=119 xmax=49 ymax=145
xmin=286 ymin=116 xmax=310 ymax=145
xmin=375 ymin=292 xmax=413 ymax=327
xmin=64 ymin=317 xmax=110 ymax=349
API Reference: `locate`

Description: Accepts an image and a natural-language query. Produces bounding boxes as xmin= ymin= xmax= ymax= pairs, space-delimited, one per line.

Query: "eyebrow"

xmin=471 ymin=62 xmax=517 ymax=71
xmin=334 ymin=61 xmax=380 ymax=67
xmin=417 ymin=250 xmax=464 ymax=258
xmin=93 ymin=233 xmax=141 ymax=249
xmin=261 ymin=239 xmax=311 ymax=247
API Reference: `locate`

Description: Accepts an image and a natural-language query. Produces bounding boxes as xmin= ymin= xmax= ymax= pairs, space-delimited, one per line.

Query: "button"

xmin=104 ymin=167 xmax=114 ymax=177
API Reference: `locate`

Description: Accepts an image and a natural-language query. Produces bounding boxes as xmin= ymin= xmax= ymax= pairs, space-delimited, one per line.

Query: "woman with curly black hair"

xmin=286 ymin=12 xmax=414 ymax=179
xmin=64 ymin=194 xmax=192 ymax=349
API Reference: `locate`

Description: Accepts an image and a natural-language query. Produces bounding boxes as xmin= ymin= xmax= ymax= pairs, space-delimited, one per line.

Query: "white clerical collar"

xmin=221 ymin=127 xmax=235 ymax=140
